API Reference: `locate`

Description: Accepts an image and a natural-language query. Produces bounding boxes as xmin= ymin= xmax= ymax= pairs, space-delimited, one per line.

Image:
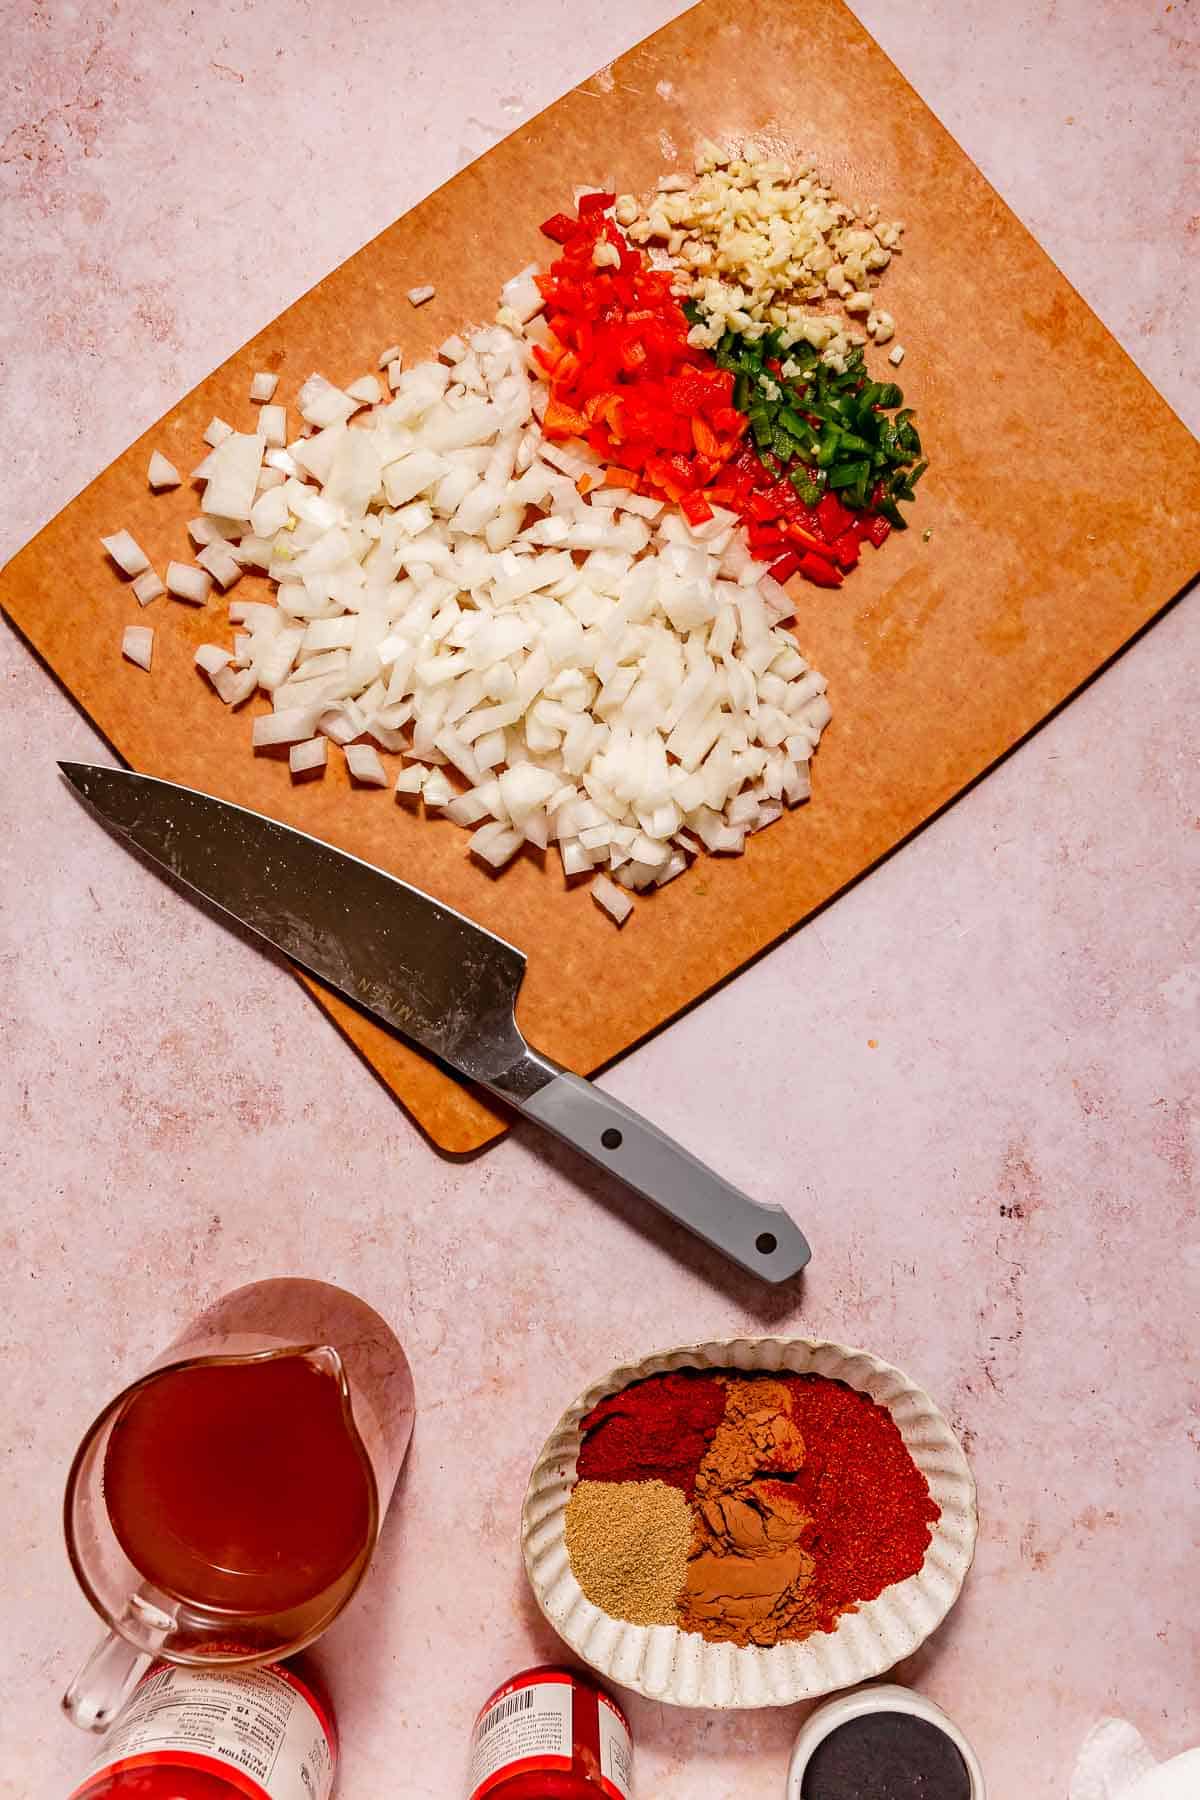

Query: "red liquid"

xmin=103 ymin=1356 xmax=372 ymax=1618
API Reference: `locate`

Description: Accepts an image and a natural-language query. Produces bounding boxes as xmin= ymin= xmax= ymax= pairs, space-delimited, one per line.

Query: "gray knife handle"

xmin=513 ymin=1068 xmax=811 ymax=1283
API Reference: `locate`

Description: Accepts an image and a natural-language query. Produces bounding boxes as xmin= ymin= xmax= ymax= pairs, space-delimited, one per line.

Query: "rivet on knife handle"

xmin=508 ymin=1064 xmax=810 ymax=1283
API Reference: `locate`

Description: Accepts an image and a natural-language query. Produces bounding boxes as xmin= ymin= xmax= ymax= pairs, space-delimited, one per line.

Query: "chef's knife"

xmin=60 ymin=763 xmax=810 ymax=1282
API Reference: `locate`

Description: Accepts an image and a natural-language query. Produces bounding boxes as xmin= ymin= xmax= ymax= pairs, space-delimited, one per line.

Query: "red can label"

xmin=69 ymin=1663 xmax=336 ymax=1800
xmin=467 ymin=1669 xmax=632 ymax=1800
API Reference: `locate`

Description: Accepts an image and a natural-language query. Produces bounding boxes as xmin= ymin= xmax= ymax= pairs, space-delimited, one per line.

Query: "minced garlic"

xmin=627 ymin=143 xmax=904 ymax=369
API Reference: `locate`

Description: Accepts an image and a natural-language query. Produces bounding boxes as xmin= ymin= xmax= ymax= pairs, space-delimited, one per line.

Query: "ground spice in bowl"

xmin=679 ymin=1377 xmax=818 ymax=1646
xmin=565 ymin=1478 xmax=692 ymax=1626
xmin=564 ymin=1368 xmax=940 ymax=1649
xmin=575 ymin=1369 xmax=727 ymax=1498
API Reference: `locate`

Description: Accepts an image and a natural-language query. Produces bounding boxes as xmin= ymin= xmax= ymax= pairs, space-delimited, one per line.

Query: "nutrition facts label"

xmin=467 ymin=1676 xmax=573 ymax=1798
xmin=597 ymin=1693 xmax=634 ymax=1799
xmin=73 ymin=1664 xmax=334 ymax=1800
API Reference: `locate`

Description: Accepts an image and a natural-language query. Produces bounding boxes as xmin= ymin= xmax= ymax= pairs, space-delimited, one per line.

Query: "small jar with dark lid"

xmin=787 ymin=1683 xmax=985 ymax=1800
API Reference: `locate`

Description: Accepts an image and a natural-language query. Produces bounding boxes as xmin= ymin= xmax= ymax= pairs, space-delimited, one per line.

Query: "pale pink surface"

xmin=1 ymin=1 xmax=1197 ymax=1795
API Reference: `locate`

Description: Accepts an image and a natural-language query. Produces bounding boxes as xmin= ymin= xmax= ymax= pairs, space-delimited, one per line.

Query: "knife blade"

xmin=60 ymin=763 xmax=810 ymax=1283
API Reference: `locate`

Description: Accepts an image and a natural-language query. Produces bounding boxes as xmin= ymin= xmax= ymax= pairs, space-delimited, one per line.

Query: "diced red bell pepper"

xmin=787 ymin=504 xmax=822 ymax=538
xmin=543 ymin=397 xmax=591 ymax=438
xmin=764 ymin=479 xmax=799 ymax=514
xmin=540 ymin=212 xmax=579 ymax=243
xmin=767 ymin=552 xmax=801 ymax=585
xmin=747 ymin=524 xmax=787 ymax=551
xmin=831 ymin=529 xmax=861 ymax=570
xmin=747 ymin=491 xmax=780 ymax=523
xmin=680 ymin=491 xmax=714 ymax=526
xmin=711 ymin=406 xmax=746 ymax=437
xmin=817 ymin=493 xmax=855 ymax=543
xmin=708 ymin=474 xmax=747 ymax=506
xmin=782 ymin=521 xmax=837 ymax=561
xmin=798 ymin=552 xmax=844 ymax=588
xmin=864 ymin=514 xmax=892 ymax=548
xmin=533 ymin=193 xmax=755 ymax=508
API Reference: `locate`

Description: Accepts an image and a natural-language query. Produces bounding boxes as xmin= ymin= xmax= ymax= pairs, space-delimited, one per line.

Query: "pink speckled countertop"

xmin=1 ymin=2 xmax=1197 ymax=1796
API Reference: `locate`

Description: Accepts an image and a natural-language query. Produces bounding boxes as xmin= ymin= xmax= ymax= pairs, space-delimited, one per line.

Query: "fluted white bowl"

xmin=522 ymin=1337 xmax=977 ymax=1708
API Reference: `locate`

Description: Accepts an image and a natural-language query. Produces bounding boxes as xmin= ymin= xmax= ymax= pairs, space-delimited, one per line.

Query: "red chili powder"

xmin=576 ymin=1372 xmax=727 ymax=1500
xmin=769 ymin=1373 xmax=941 ymax=1635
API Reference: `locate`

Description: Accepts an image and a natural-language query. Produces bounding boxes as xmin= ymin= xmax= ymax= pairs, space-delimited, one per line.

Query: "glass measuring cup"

xmin=63 ymin=1278 xmax=413 ymax=1732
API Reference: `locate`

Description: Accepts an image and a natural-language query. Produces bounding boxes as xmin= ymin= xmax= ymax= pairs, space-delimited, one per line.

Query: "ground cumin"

xmin=565 ymin=1478 xmax=692 ymax=1626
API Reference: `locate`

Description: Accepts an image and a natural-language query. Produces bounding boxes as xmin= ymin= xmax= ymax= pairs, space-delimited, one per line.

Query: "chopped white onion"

xmin=259 ymin=404 xmax=288 ymax=449
xmin=250 ymin=371 xmax=279 ymax=402
xmin=148 ymin=450 xmax=181 ymax=490
xmin=421 ymin=768 xmax=455 ymax=807
xmin=253 ymin=707 xmax=321 ymax=747
xmin=289 ymin=737 xmax=328 ymax=776
xmin=499 ymin=268 xmax=544 ymax=325
xmin=195 ymin=643 xmax=232 ymax=677
xmin=344 ymin=743 xmax=387 ymax=785
xmin=394 ymin=764 xmax=426 ymax=796
xmin=377 ymin=343 xmax=401 ymax=370
xmin=346 ymin=374 xmax=382 ymax=405
xmin=469 ymin=820 xmax=523 ymax=868
xmin=250 ymin=486 xmax=291 ymax=537
xmin=590 ymin=871 xmax=634 ymax=924
xmin=202 ymin=432 xmax=265 ymax=522
xmin=298 ymin=374 xmax=358 ymax=429
xmin=407 ymin=285 xmax=436 ymax=307
xmin=132 ymin=568 xmax=164 ymax=607
xmin=195 ymin=540 xmax=243 ymax=590
xmin=165 ymin=561 xmax=212 ymax=606
xmin=101 ymin=530 xmax=150 ymax=577
xmin=212 ymin=664 xmax=257 ymax=705
xmin=203 ymin=416 xmax=234 ymax=448
xmin=121 ymin=625 xmax=154 ymax=671
xmin=159 ymin=275 xmax=830 ymax=920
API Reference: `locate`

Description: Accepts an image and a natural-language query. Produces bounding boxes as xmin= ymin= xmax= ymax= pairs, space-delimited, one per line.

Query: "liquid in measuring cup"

xmin=64 ymin=1280 xmax=413 ymax=1732
xmin=103 ymin=1353 xmax=373 ymax=1626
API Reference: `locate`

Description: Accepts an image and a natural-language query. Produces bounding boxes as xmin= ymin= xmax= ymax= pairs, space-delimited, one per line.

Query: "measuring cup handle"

xmin=62 ymin=1630 xmax=152 ymax=1732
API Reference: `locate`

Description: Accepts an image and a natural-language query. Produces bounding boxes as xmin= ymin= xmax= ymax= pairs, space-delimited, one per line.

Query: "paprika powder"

xmin=575 ymin=1370 xmax=726 ymax=1499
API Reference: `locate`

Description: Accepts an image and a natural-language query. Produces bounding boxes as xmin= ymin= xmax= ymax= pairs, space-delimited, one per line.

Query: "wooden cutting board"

xmin=4 ymin=0 xmax=1197 ymax=1154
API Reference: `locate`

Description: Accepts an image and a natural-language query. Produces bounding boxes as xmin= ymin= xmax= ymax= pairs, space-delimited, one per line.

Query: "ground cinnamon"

xmin=678 ymin=1378 xmax=818 ymax=1646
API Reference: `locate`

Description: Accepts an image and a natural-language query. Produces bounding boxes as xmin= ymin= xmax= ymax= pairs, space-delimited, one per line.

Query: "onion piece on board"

xmin=121 ymin=625 xmax=154 ymax=671
xmin=101 ymin=531 xmax=150 ymax=577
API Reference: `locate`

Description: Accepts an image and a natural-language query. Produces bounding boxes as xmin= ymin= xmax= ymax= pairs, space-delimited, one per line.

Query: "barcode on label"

xmin=479 ymin=1690 xmax=535 ymax=1739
